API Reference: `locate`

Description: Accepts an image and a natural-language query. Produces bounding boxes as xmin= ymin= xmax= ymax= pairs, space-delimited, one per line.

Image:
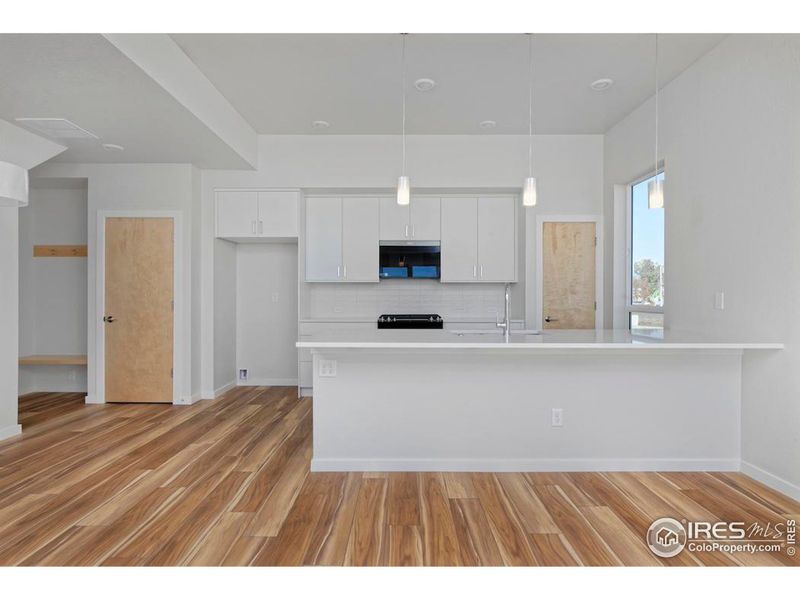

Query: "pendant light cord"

xmin=528 ymin=33 xmax=533 ymax=178
xmin=654 ymin=33 xmax=659 ymax=180
xmin=401 ymin=33 xmax=407 ymax=175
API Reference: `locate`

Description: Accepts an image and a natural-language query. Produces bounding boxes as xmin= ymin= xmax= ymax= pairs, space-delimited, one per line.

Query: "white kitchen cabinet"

xmin=305 ymin=197 xmax=343 ymax=281
xmin=379 ymin=197 xmax=409 ymax=241
xmin=216 ymin=189 xmax=299 ymax=241
xmin=342 ymin=197 xmax=379 ymax=282
xmin=257 ymin=191 xmax=298 ymax=237
xmin=477 ymin=196 xmax=516 ymax=282
xmin=379 ymin=196 xmax=440 ymax=241
xmin=441 ymin=197 xmax=479 ymax=282
xmin=410 ymin=196 xmax=441 ymax=241
xmin=305 ymin=196 xmax=379 ymax=282
xmin=216 ymin=191 xmax=258 ymax=237
xmin=441 ymin=195 xmax=516 ymax=283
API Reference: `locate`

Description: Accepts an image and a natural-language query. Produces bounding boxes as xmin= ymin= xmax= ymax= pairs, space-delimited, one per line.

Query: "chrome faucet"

xmin=496 ymin=283 xmax=511 ymax=342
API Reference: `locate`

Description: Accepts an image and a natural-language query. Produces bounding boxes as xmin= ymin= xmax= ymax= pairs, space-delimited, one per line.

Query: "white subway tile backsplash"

xmin=306 ymin=281 xmax=507 ymax=320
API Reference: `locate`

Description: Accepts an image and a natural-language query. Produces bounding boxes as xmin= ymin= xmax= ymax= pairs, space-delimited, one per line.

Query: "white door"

xmin=441 ymin=197 xmax=478 ymax=282
xmin=257 ymin=191 xmax=298 ymax=237
xmin=379 ymin=196 xmax=410 ymax=241
xmin=306 ymin=197 xmax=343 ymax=281
xmin=478 ymin=196 xmax=516 ymax=282
xmin=342 ymin=197 xmax=379 ymax=282
xmin=409 ymin=196 xmax=441 ymax=241
xmin=216 ymin=191 xmax=258 ymax=237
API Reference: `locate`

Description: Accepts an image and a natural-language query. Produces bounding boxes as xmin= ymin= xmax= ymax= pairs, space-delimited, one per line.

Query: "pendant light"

xmin=648 ymin=33 xmax=664 ymax=209
xmin=397 ymin=33 xmax=410 ymax=206
xmin=522 ymin=33 xmax=537 ymax=207
xmin=0 ymin=161 xmax=28 ymax=207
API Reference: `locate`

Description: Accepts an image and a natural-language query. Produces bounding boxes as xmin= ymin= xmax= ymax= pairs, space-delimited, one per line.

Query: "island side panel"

xmin=310 ymin=350 xmax=741 ymax=472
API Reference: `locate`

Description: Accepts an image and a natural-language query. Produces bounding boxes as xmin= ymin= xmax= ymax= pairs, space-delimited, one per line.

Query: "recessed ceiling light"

xmin=590 ymin=78 xmax=614 ymax=91
xmin=101 ymin=143 xmax=125 ymax=152
xmin=312 ymin=120 xmax=330 ymax=130
xmin=413 ymin=78 xmax=436 ymax=92
xmin=479 ymin=120 xmax=497 ymax=129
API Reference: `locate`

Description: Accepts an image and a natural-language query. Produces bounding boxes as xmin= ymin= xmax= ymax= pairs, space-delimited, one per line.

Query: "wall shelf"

xmin=19 ymin=354 xmax=87 ymax=366
xmin=33 ymin=245 xmax=87 ymax=257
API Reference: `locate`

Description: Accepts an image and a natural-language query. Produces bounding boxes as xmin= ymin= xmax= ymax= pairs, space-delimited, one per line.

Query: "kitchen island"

xmin=297 ymin=329 xmax=782 ymax=473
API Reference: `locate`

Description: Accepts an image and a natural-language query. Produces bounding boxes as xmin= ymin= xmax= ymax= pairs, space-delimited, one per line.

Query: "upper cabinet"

xmin=306 ymin=196 xmax=379 ymax=282
xmin=379 ymin=196 xmax=440 ymax=241
xmin=216 ymin=189 xmax=299 ymax=242
xmin=441 ymin=196 xmax=517 ymax=283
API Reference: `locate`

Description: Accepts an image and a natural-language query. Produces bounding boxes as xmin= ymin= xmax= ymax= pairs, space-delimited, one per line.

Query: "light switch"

xmin=271 ymin=292 xmax=279 ymax=303
xmin=714 ymin=291 xmax=725 ymax=310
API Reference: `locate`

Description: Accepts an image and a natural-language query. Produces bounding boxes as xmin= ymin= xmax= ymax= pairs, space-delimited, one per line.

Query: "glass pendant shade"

xmin=0 ymin=161 xmax=28 ymax=207
xmin=397 ymin=175 xmax=410 ymax=206
xmin=522 ymin=176 xmax=537 ymax=207
xmin=648 ymin=178 xmax=664 ymax=209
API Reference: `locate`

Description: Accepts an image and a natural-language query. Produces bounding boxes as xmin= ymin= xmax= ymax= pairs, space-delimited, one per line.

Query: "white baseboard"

xmin=741 ymin=461 xmax=800 ymax=502
xmin=311 ymin=458 xmax=741 ymax=473
xmin=174 ymin=395 xmax=198 ymax=406
xmin=239 ymin=378 xmax=298 ymax=387
xmin=84 ymin=394 xmax=102 ymax=404
xmin=0 ymin=423 xmax=22 ymax=442
xmin=201 ymin=380 xmax=236 ymax=400
xmin=299 ymin=387 xmax=313 ymax=398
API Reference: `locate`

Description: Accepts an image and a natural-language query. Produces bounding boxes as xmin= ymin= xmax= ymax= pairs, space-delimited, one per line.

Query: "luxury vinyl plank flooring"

xmin=1 ymin=388 xmax=798 ymax=567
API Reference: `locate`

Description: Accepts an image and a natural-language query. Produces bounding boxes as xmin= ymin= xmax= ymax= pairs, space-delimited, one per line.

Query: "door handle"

xmin=480 ymin=265 xmax=484 ymax=279
xmin=251 ymin=220 xmax=256 ymax=234
xmin=405 ymin=224 xmax=409 ymax=238
xmin=411 ymin=224 xmax=415 ymax=238
xmin=337 ymin=265 xmax=341 ymax=278
xmin=343 ymin=265 xmax=347 ymax=279
xmin=258 ymin=220 xmax=263 ymax=234
xmin=544 ymin=316 xmax=558 ymax=323
xmin=473 ymin=265 xmax=477 ymax=278
xmin=103 ymin=315 xmax=115 ymax=323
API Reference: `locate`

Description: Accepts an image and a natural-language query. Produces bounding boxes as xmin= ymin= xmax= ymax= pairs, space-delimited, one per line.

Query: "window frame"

xmin=625 ymin=170 xmax=665 ymax=330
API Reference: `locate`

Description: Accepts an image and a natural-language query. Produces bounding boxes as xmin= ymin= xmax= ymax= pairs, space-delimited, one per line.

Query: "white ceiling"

xmin=172 ymin=33 xmax=725 ymax=135
xmin=0 ymin=34 xmax=252 ymax=167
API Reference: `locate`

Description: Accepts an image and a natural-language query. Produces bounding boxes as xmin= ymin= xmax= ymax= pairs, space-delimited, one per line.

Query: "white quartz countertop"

xmin=296 ymin=328 xmax=784 ymax=351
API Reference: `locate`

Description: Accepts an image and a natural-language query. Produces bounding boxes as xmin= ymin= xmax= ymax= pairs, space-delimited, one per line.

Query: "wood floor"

xmin=1 ymin=387 xmax=798 ymax=566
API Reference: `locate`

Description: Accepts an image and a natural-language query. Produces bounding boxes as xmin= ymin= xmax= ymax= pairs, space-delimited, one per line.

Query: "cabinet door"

xmin=441 ymin=197 xmax=478 ymax=282
xmin=305 ymin=197 xmax=342 ymax=281
xmin=478 ymin=196 xmax=516 ymax=282
xmin=216 ymin=191 xmax=258 ymax=237
xmin=409 ymin=196 xmax=441 ymax=241
xmin=379 ymin=196 xmax=410 ymax=241
xmin=342 ymin=197 xmax=379 ymax=282
xmin=257 ymin=190 xmax=298 ymax=237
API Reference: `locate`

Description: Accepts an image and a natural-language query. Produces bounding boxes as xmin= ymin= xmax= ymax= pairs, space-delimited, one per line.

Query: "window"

xmin=627 ymin=172 xmax=664 ymax=332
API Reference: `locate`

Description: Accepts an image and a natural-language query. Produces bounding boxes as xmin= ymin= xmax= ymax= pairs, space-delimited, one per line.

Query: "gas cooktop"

xmin=377 ymin=314 xmax=444 ymax=329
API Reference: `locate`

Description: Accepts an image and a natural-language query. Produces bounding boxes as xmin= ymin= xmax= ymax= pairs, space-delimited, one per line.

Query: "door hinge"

xmin=594 ymin=301 xmax=597 ymax=310
xmin=171 ymin=299 xmax=174 ymax=311
xmin=594 ymin=236 xmax=598 ymax=247
xmin=170 ymin=368 xmax=173 ymax=379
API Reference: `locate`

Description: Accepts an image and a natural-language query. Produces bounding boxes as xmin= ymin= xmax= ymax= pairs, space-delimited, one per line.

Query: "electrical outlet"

xmin=318 ymin=359 xmax=337 ymax=377
xmin=271 ymin=292 xmax=279 ymax=303
xmin=238 ymin=368 xmax=248 ymax=382
xmin=551 ymin=408 xmax=564 ymax=427
xmin=68 ymin=370 xmax=77 ymax=382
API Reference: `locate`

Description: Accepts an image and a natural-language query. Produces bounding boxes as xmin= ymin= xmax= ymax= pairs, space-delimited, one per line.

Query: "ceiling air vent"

xmin=14 ymin=118 xmax=98 ymax=140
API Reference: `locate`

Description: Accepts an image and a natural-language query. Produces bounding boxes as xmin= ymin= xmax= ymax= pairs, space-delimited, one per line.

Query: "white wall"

xmin=604 ymin=34 xmax=800 ymax=499
xmin=236 ymin=244 xmax=298 ymax=384
xmin=30 ymin=163 xmax=199 ymax=403
xmin=18 ymin=185 xmax=88 ymax=394
xmin=0 ymin=208 xmax=21 ymax=441
xmin=213 ymin=239 xmax=237 ymax=393
xmin=202 ymin=134 xmax=604 ymax=385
